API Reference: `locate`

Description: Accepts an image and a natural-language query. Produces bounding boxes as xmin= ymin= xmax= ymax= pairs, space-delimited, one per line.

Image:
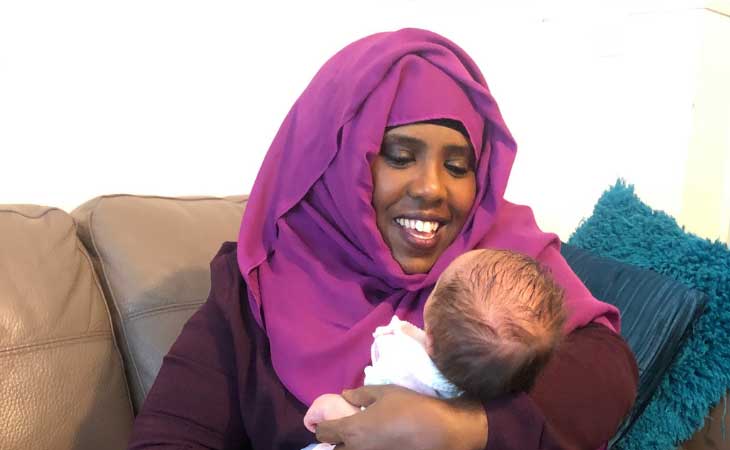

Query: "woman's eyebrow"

xmin=383 ymin=134 xmax=473 ymax=158
xmin=383 ymin=134 xmax=426 ymax=150
xmin=444 ymin=144 xmax=472 ymax=155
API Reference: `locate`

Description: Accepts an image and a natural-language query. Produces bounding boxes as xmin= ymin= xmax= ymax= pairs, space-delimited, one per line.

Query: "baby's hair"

xmin=425 ymin=249 xmax=566 ymax=401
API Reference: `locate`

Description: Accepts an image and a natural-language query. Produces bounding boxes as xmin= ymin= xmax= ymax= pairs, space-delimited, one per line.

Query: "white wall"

xmin=1 ymin=0 xmax=723 ymax=242
xmin=679 ymin=5 xmax=730 ymax=243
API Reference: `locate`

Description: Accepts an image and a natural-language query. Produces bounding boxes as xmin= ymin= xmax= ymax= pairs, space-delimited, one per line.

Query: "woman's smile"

xmin=392 ymin=216 xmax=447 ymax=251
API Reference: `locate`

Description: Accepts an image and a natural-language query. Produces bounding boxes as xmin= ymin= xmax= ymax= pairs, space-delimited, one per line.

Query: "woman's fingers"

xmin=317 ymin=387 xmax=400 ymax=450
xmin=341 ymin=384 xmax=401 ymax=408
xmin=316 ymin=408 xmax=377 ymax=450
xmin=315 ymin=416 xmax=350 ymax=447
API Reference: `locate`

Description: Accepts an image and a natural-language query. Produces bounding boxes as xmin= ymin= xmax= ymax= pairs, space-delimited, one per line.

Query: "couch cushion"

xmin=0 ymin=205 xmax=133 ymax=450
xmin=560 ymin=243 xmax=706 ymax=448
xmin=569 ymin=180 xmax=730 ymax=450
xmin=72 ymin=195 xmax=247 ymax=411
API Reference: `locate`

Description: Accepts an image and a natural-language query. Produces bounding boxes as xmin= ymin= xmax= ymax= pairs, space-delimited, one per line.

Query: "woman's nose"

xmin=407 ymin=161 xmax=446 ymax=203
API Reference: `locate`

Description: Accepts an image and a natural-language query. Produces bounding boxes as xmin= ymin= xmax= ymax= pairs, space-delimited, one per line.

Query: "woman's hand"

xmin=314 ymin=385 xmax=488 ymax=450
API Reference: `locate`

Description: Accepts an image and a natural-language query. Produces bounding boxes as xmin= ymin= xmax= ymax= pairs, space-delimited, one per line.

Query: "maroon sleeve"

xmin=484 ymin=323 xmax=638 ymax=450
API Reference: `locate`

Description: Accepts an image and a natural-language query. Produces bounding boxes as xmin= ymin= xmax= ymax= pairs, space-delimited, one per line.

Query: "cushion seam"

xmin=0 ymin=330 xmax=111 ymax=357
xmin=0 ymin=206 xmax=65 ymax=220
xmin=88 ymin=200 xmax=148 ymax=401
xmin=75 ymin=233 xmax=136 ymax=414
xmin=127 ymin=301 xmax=204 ymax=321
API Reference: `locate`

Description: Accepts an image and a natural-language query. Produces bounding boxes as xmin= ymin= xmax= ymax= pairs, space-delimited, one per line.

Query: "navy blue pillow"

xmin=560 ymin=243 xmax=707 ymax=446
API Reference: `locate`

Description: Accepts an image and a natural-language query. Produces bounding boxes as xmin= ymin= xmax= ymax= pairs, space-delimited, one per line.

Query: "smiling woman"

xmin=128 ymin=28 xmax=637 ymax=450
xmin=372 ymin=121 xmax=477 ymax=274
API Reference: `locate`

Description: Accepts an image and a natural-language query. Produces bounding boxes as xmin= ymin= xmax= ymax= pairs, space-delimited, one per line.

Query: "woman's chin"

xmin=392 ymin=253 xmax=437 ymax=275
xmin=387 ymin=226 xmax=449 ymax=274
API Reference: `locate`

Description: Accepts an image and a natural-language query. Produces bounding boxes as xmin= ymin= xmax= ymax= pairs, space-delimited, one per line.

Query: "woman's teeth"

xmin=395 ymin=218 xmax=440 ymax=234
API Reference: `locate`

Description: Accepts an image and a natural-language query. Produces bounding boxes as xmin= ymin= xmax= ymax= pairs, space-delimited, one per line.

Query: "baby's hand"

xmin=303 ymin=393 xmax=361 ymax=433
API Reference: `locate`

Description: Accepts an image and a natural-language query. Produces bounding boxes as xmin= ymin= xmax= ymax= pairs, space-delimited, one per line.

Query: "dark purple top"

xmin=128 ymin=242 xmax=638 ymax=450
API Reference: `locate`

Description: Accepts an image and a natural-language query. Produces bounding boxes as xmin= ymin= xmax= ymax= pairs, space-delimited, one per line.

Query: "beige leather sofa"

xmin=1 ymin=195 xmax=246 ymax=450
xmin=0 ymin=194 xmax=725 ymax=450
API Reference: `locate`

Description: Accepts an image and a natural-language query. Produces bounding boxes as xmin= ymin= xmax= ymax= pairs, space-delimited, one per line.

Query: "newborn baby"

xmin=303 ymin=249 xmax=566 ymax=449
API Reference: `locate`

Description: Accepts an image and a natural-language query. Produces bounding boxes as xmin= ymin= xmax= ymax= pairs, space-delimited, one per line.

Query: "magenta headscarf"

xmin=237 ymin=28 xmax=619 ymax=406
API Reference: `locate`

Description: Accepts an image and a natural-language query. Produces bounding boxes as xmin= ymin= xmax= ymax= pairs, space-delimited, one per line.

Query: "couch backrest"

xmin=0 ymin=205 xmax=134 ymax=450
xmin=71 ymin=195 xmax=247 ymax=412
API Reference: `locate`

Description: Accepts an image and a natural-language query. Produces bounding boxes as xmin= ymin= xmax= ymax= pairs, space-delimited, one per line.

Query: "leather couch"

xmin=1 ymin=195 xmax=245 ymax=450
xmin=0 ymin=194 xmax=725 ymax=450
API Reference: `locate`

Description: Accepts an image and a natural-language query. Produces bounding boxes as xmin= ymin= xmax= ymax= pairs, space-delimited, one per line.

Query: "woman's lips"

xmin=393 ymin=218 xmax=443 ymax=251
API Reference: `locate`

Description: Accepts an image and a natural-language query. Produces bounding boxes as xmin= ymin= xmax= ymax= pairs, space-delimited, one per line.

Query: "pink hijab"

xmin=237 ymin=28 xmax=619 ymax=406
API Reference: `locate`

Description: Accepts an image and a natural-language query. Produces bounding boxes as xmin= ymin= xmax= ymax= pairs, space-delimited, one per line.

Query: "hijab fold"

xmin=237 ymin=28 xmax=619 ymax=406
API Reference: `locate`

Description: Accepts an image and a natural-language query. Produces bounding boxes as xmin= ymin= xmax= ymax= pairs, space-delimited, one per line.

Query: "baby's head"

xmin=424 ymin=249 xmax=566 ymax=401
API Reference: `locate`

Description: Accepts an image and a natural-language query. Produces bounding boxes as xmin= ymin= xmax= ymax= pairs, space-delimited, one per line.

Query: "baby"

xmin=302 ymin=249 xmax=566 ymax=449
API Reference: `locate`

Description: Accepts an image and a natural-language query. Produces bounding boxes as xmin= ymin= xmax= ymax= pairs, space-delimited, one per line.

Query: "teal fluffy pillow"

xmin=568 ymin=180 xmax=730 ymax=450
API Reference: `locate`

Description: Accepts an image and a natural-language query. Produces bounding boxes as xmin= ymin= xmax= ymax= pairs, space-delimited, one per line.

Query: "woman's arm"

xmin=484 ymin=323 xmax=637 ymax=450
xmin=316 ymin=323 xmax=638 ymax=450
xmin=524 ymin=323 xmax=638 ymax=449
xmin=127 ymin=262 xmax=250 ymax=450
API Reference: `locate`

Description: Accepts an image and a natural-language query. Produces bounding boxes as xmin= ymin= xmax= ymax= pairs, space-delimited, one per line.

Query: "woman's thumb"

xmin=341 ymin=385 xmax=391 ymax=407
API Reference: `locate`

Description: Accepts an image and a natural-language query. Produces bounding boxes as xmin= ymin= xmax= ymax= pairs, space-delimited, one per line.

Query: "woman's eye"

xmin=445 ymin=161 xmax=470 ymax=176
xmin=382 ymin=151 xmax=414 ymax=167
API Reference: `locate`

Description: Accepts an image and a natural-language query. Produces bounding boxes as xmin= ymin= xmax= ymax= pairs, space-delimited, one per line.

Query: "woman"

xmin=128 ymin=28 xmax=638 ymax=450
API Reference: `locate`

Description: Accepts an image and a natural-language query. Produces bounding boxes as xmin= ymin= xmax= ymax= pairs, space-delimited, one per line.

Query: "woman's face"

xmin=371 ymin=123 xmax=477 ymax=274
